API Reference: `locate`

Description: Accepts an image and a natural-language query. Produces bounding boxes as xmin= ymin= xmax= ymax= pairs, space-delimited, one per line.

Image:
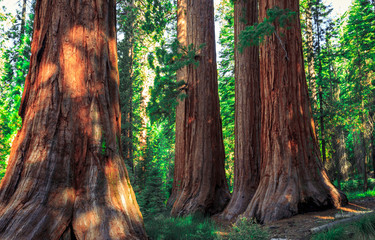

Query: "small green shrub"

xmin=339 ymin=176 xmax=375 ymax=193
xmin=145 ymin=213 xmax=219 ymax=240
xmin=226 ymin=217 xmax=269 ymax=240
xmin=311 ymin=227 xmax=345 ymax=240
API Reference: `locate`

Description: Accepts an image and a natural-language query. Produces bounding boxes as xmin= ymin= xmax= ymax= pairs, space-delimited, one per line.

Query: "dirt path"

xmin=264 ymin=197 xmax=375 ymax=239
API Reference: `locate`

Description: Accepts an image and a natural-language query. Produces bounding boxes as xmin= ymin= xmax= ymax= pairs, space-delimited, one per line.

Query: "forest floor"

xmin=264 ymin=196 xmax=375 ymax=239
xmin=215 ymin=196 xmax=375 ymax=239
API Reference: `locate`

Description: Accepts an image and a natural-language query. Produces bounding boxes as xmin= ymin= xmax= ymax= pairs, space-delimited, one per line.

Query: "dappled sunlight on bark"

xmin=0 ymin=0 xmax=147 ymax=239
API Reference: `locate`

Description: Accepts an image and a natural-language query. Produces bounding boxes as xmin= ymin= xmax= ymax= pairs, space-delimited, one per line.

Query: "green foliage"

xmin=148 ymin=40 xmax=202 ymax=125
xmin=338 ymin=176 xmax=375 ymax=192
xmin=239 ymin=6 xmax=297 ymax=51
xmin=346 ymin=189 xmax=375 ymax=200
xmin=145 ymin=213 xmax=219 ymax=240
xmin=339 ymin=0 xmax=375 ymax=128
xmin=0 ymin=1 xmax=34 ymax=181
xmin=135 ymin=123 xmax=174 ymax=218
xmin=216 ymin=0 xmax=235 ymax=191
xmin=226 ymin=218 xmax=269 ymax=240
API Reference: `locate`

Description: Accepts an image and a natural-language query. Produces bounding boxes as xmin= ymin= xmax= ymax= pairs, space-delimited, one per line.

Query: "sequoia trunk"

xmin=218 ymin=0 xmax=260 ymax=221
xmin=242 ymin=0 xmax=347 ymax=223
xmin=170 ymin=0 xmax=230 ymax=216
xmin=167 ymin=0 xmax=187 ymax=208
xmin=0 ymin=0 xmax=147 ymax=239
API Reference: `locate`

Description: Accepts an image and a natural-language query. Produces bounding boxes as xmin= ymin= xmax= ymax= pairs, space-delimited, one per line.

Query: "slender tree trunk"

xmin=354 ymin=132 xmax=363 ymax=175
xmin=371 ymin=110 xmax=375 ymax=175
xmin=357 ymin=39 xmax=368 ymax=192
xmin=170 ymin=0 xmax=230 ymax=216
xmin=119 ymin=0 xmax=135 ymax=174
xmin=305 ymin=0 xmax=317 ymax=111
xmin=331 ymin=71 xmax=349 ymax=186
xmin=333 ymin=126 xmax=348 ymax=190
xmin=242 ymin=0 xmax=347 ymax=223
xmin=218 ymin=0 xmax=260 ymax=221
xmin=136 ymin=47 xmax=154 ymax=188
xmin=360 ymin=131 xmax=368 ymax=192
xmin=339 ymin=128 xmax=350 ymax=180
xmin=314 ymin=0 xmax=327 ymax=165
xmin=20 ymin=0 xmax=27 ymax=39
xmin=167 ymin=0 xmax=187 ymax=208
xmin=318 ymin=88 xmax=327 ymax=165
xmin=0 ymin=0 xmax=147 ymax=239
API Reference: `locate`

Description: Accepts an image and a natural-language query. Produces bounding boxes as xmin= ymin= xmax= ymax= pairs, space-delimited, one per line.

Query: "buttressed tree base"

xmin=0 ymin=0 xmax=147 ymax=239
xmin=170 ymin=0 xmax=230 ymax=216
xmin=242 ymin=0 xmax=347 ymax=223
xmin=218 ymin=0 xmax=261 ymax=221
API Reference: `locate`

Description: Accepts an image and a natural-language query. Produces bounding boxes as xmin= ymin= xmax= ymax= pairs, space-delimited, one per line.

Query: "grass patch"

xmin=144 ymin=214 xmax=269 ymax=240
xmin=226 ymin=217 xmax=269 ymax=240
xmin=346 ymin=189 xmax=375 ymax=200
xmin=145 ymin=213 xmax=219 ymax=240
xmin=311 ymin=213 xmax=375 ymax=240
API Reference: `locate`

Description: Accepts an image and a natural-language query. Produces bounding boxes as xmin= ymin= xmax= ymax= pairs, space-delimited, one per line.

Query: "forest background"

xmin=0 ymin=0 xmax=374 ymax=238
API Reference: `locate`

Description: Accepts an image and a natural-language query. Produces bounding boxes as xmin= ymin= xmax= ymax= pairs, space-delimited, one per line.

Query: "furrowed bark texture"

xmin=170 ymin=0 xmax=230 ymax=216
xmin=167 ymin=0 xmax=187 ymax=208
xmin=218 ymin=0 xmax=260 ymax=221
xmin=0 ymin=0 xmax=147 ymax=239
xmin=242 ymin=0 xmax=347 ymax=223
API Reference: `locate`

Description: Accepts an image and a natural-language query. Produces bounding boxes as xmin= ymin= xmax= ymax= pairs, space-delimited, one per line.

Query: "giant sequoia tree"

xmin=218 ymin=0 xmax=260 ymax=221
xmin=0 ymin=0 xmax=147 ymax=239
xmin=242 ymin=0 xmax=347 ymax=223
xmin=167 ymin=0 xmax=187 ymax=208
xmin=170 ymin=0 xmax=230 ymax=216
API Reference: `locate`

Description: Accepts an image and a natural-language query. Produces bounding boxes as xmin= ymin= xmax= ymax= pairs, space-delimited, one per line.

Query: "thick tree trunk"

xmin=0 ymin=0 xmax=147 ymax=239
xmin=218 ymin=0 xmax=260 ymax=221
xmin=167 ymin=0 xmax=187 ymax=208
xmin=242 ymin=0 xmax=347 ymax=223
xmin=170 ymin=0 xmax=230 ymax=216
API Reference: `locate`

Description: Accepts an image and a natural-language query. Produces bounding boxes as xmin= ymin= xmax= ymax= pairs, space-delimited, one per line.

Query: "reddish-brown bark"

xmin=0 ymin=0 xmax=147 ymax=239
xmin=170 ymin=0 xmax=230 ymax=216
xmin=218 ymin=0 xmax=260 ymax=221
xmin=167 ymin=0 xmax=187 ymax=208
xmin=242 ymin=0 xmax=347 ymax=223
